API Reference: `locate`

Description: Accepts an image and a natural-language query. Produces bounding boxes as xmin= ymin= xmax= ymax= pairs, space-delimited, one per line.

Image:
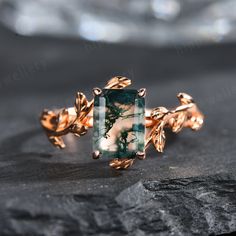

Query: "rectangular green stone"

xmin=93 ymin=89 xmax=145 ymax=159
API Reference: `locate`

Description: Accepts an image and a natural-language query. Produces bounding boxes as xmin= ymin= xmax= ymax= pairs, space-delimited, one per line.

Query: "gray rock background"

xmin=0 ymin=24 xmax=235 ymax=235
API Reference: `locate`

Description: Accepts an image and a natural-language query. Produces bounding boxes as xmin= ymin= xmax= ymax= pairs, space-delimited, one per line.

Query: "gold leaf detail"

xmin=48 ymin=135 xmax=65 ymax=149
xmin=189 ymin=115 xmax=204 ymax=131
xmin=172 ymin=112 xmax=186 ymax=133
xmin=152 ymin=127 xmax=166 ymax=152
xmin=70 ymin=123 xmax=88 ymax=137
xmin=150 ymin=107 xmax=169 ymax=120
xmin=105 ymin=76 xmax=131 ymax=89
xmin=40 ymin=108 xmax=77 ymax=133
xmin=177 ymin=93 xmax=194 ymax=105
xmin=74 ymin=92 xmax=89 ymax=115
xmin=56 ymin=108 xmax=76 ymax=132
xmin=109 ymin=158 xmax=134 ymax=170
xmin=40 ymin=110 xmax=58 ymax=131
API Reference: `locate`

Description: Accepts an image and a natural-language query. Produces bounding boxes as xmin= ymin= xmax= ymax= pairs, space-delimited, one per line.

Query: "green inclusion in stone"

xmin=93 ymin=89 xmax=145 ymax=159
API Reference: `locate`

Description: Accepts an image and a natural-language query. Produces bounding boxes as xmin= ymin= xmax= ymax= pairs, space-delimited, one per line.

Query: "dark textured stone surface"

xmin=0 ymin=24 xmax=236 ymax=235
xmin=0 ymin=174 xmax=235 ymax=235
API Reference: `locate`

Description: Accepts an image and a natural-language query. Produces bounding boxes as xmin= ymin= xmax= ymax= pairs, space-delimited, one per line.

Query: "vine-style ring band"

xmin=40 ymin=77 xmax=204 ymax=169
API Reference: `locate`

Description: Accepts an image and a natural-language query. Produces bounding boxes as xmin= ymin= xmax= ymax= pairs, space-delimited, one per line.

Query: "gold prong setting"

xmin=92 ymin=150 xmax=101 ymax=159
xmin=136 ymin=151 xmax=146 ymax=160
xmin=138 ymin=88 xmax=146 ymax=98
xmin=93 ymin=87 xmax=102 ymax=96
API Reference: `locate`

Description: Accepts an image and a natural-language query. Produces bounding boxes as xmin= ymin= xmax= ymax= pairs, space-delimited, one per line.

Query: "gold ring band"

xmin=40 ymin=76 xmax=204 ymax=169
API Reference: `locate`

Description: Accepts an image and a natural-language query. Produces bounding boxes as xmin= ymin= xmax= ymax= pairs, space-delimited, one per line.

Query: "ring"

xmin=40 ymin=76 xmax=204 ymax=170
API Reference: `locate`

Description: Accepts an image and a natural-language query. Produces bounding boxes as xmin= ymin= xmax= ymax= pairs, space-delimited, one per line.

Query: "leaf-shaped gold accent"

xmin=41 ymin=108 xmax=77 ymax=133
xmin=70 ymin=123 xmax=88 ymax=137
xmin=150 ymin=107 xmax=169 ymax=120
xmin=172 ymin=112 xmax=186 ymax=133
xmin=152 ymin=127 xmax=166 ymax=152
xmin=177 ymin=93 xmax=194 ymax=105
xmin=56 ymin=108 xmax=77 ymax=132
xmin=74 ymin=92 xmax=89 ymax=114
xmin=189 ymin=115 xmax=204 ymax=131
xmin=109 ymin=158 xmax=134 ymax=170
xmin=40 ymin=110 xmax=58 ymax=131
xmin=48 ymin=135 xmax=65 ymax=149
xmin=105 ymin=76 xmax=131 ymax=89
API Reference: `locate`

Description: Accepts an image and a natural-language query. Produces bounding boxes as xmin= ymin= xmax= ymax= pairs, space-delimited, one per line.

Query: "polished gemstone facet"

xmin=93 ymin=89 xmax=145 ymax=159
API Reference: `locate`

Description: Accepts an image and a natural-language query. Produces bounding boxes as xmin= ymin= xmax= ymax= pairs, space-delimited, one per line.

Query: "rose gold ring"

xmin=40 ymin=77 xmax=204 ymax=169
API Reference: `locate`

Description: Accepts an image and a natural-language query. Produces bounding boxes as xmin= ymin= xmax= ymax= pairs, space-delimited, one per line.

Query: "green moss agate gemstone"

xmin=93 ymin=89 xmax=145 ymax=159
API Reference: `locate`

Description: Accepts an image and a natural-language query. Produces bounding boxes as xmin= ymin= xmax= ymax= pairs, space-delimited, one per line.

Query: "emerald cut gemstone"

xmin=93 ymin=89 xmax=145 ymax=159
